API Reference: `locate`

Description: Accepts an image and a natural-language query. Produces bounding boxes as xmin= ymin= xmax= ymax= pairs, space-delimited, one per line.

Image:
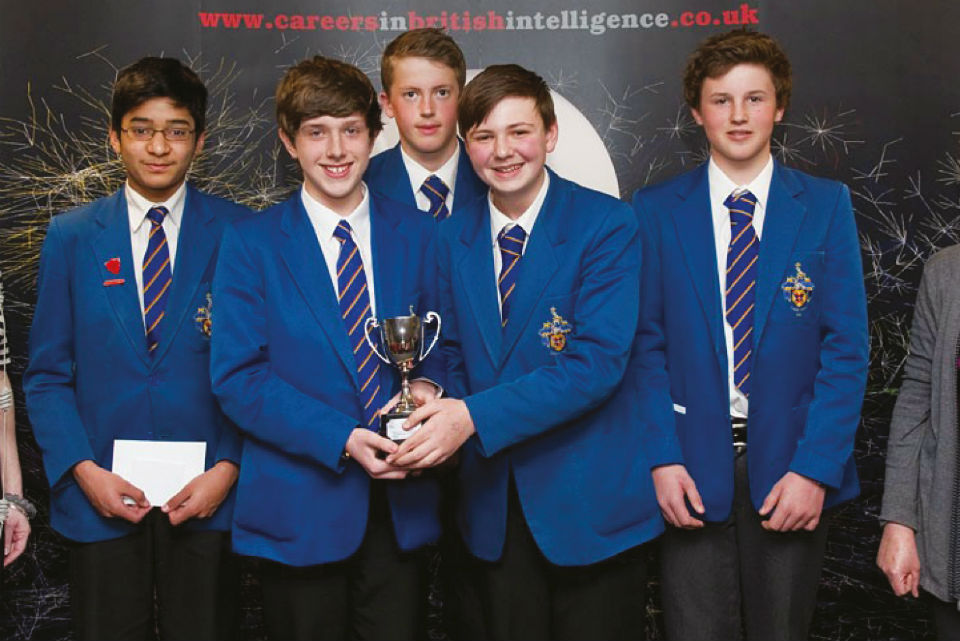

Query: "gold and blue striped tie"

xmin=420 ymin=174 xmax=450 ymax=221
xmin=333 ymin=220 xmax=383 ymax=428
xmin=142 ymin=206 xmax=172 ymax=354
xmin=497 ymin=224 xmax=526 ymax=328
xmin=725 ymin=190 xmax=758 ymax=397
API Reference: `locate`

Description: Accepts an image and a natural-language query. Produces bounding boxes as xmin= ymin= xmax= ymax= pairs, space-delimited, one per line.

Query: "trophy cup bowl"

xmin=364 ymin=307 xmax=441 ymax=443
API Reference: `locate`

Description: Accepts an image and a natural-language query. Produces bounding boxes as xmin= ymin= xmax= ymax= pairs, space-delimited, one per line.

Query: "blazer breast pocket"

xmin=772 ymin=251 xmax=822 ymax=325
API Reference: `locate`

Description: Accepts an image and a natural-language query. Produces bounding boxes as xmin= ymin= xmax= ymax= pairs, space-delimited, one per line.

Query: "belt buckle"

xmin=731 ymin=419 xmax=747 ymax=454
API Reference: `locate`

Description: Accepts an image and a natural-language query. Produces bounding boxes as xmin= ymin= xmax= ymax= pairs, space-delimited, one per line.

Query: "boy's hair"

xmin=111 ymin=57 xmax=207 ymax=135
xmin=381 ymin=28 xmax=467 ymax=92
xmin=683 ymin=29 xmax=792 ymax=111
xmin=458 ymin=64 xmax=556 ymax=135
xmin=276 ymin=56 xmax=383 ymax=141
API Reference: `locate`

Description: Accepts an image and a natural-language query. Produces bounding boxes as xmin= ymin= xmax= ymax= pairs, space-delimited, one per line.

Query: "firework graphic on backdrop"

xmin=0 ymin=49 xmax=290 ymax=292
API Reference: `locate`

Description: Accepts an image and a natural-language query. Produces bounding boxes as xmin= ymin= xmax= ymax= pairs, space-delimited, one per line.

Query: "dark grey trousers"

xmin=659 ymin=452 xmax=829 ymax=641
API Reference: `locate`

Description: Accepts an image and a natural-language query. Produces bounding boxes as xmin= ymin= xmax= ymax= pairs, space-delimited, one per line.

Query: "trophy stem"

xmin=397 ymin=364 xmax=416 ymax=414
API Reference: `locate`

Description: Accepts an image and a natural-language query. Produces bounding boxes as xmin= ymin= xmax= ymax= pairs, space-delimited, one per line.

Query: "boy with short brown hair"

xmin=366 ymin=28 xmax=485 ymax=220
xmin=633 ymin=29 xmax=868 ymax=640
xmin=390 ymin=63 xmax=662 ymax=640
xmin=211 ymin=55 xmax=442 ymax=640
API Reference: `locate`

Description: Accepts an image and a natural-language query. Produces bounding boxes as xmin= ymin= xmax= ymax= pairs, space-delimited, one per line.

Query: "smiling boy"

xmin=365 ymin=28 xmax=485 ymax=220
xmin=24 ymin=57 xmax=246 ymax=640
xmin=210 ymin=56 xmax=442 ymax=640
xmin=390 ymin=64 xmax=662 ymax=640
xmin=632 ymin=30 xmax=868 ymax=640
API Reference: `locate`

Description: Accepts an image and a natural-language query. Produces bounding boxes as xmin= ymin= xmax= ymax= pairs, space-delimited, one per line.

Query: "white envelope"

xmin=112 ymin=440 xmax=207 ymax=506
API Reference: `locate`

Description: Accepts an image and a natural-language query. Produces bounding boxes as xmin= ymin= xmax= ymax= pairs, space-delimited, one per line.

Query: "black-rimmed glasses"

xmin=121 ymin=126 xmax=195 ymax=142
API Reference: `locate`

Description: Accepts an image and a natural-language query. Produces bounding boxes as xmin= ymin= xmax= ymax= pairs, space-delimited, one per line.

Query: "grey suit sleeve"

xmin=880 ymin=259 xmax=940 ymax=530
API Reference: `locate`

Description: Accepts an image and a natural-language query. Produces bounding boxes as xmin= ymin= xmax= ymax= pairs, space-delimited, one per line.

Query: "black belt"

xmin=732 ymin=418 xmax=747 ymax=454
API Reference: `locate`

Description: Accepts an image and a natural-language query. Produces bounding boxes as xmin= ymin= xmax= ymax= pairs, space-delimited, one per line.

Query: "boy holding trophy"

xmin=210 ymin=56 xmax=442 ymax=640
xmin=390 ymin=64 xmax=663 ymax=640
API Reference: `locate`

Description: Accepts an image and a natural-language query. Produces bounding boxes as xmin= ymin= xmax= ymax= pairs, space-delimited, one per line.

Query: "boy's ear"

xmin=193 ymin=131 xmax=206 ymax=156
xmin=109 ymin=128 xmax=122 ymax=155
xmin=379 ymin=91 xmax=395 ymax=119
xmin=774 ymin=106 xmax=785 ymax=123
xmin=691 ymin=107 xmax=704 ymax=126
xmin=545 ymin=120 xmax=559 ymax=154
xmin=278 ymin=128 xmax=298 ymax=159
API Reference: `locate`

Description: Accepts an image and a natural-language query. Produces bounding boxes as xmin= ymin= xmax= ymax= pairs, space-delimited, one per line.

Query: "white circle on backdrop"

xmin=372 ymin=69 xmax=619 ymax=198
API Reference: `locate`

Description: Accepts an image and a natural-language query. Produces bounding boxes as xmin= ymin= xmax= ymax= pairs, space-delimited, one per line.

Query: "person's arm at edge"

xmin=876 ymin=248 xmax=942 ymax=595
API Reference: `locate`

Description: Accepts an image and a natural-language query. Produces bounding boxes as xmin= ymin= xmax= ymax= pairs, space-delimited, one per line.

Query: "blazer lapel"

xmin=151 ymin=185 xmax=216 ymax=363
xmin=453 ymin=142 xmax=485 ymax=209
xmin=671 ymin=166 xmax=726 ymax=369
xmin=381 ymin=145 xmax=418 ymax=208
xmin=91 ymin=190 xmax=150 ymax=366
xmin=455 ymin=202 xmax=503 ymax=364
xmin=498 ymin=175 xmax=563 ymax=364
xmin=279 ymin=197 xmax=358 ymax=382
xmin=754 ymin=163 xmax=806 ymax=347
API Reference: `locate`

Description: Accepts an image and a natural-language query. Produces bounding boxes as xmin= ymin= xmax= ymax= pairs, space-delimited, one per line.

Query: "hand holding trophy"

xmin=364 ymin=307 xmax=441 ymax=443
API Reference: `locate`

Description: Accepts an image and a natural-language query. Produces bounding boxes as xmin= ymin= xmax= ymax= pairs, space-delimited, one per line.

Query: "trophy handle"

xmin=419 ymin=311 xmax=442 ymax=361
xmin=363 ymin=317 xmax=392 ymax=364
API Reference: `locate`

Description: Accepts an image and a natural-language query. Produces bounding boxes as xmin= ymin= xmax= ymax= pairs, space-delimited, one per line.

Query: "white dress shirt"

xmin=489 ymin=170 xmax=550 ymax=316
xmin=301 ymin=183 xmax=443 ymax=396
xmin=708 ymin=156 xmax=774 ymax=419
xmin=125 ymin=182 xmax=185 ymax=323
xmin=301 ymin=184 xmax=378 ymax=317
xmin=401 ymin=145 xmax=460 ymax=214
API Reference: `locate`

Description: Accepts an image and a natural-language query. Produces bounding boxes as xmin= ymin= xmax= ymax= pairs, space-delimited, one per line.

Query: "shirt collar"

xmin=300 ymin=182 xmax=371 ymax=242
xmin=489 ymin=169 xmax=551 ymax=245
xmin=126 ymin=181 xmax=186 ymax=234
xmin=707 ymin=155 xmax=774 ymax=210
xmin=400 ymin=143 xmax=460 ymax=196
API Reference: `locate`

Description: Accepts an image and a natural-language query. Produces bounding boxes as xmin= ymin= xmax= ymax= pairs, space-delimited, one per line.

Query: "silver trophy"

xmin=364 ymin=307 xmax=441 ymax=442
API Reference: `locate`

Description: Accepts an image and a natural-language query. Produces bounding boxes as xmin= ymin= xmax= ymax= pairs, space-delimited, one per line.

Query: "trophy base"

xmin=379 ymin=410 xmax=422 ymax=444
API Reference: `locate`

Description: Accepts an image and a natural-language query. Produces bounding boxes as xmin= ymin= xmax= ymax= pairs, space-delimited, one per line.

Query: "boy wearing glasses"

xmin=210 ymin=56 xmax=442 ymax=640
xmin=24 ymin=57 xmax=245 ymax=640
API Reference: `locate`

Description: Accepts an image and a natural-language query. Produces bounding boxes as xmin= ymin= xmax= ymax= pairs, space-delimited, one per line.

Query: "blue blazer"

xmin=365 ymin=141 xmax=487 ymax=215
xmin=439 ymin=169 xmax=663 ymax=566
xmin=210 ymin=191 xmax=442 ymax=567
xmin=632 ymin=162 xmax=869 ymax=522
xmin=24 ymin=185 xmax=246 ymax=543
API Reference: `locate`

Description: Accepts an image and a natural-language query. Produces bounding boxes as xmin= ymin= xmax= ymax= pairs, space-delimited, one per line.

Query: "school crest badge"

xmin=194 ymin=292 xmax=213 ymax=338
xmin=539 ymin=307 xmax=572 ymax=352
xmin=781 ymin=262 xmax=814 ymax=313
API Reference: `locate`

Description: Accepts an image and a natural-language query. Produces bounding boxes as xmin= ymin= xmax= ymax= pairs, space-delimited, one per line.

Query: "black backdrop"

xmin=1 ymin=1 xmax=956 ymax=638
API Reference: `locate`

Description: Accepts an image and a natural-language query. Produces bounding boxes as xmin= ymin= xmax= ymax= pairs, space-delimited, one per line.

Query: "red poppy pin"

xmin=105 ymin=257 xmax=121 ymax=274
